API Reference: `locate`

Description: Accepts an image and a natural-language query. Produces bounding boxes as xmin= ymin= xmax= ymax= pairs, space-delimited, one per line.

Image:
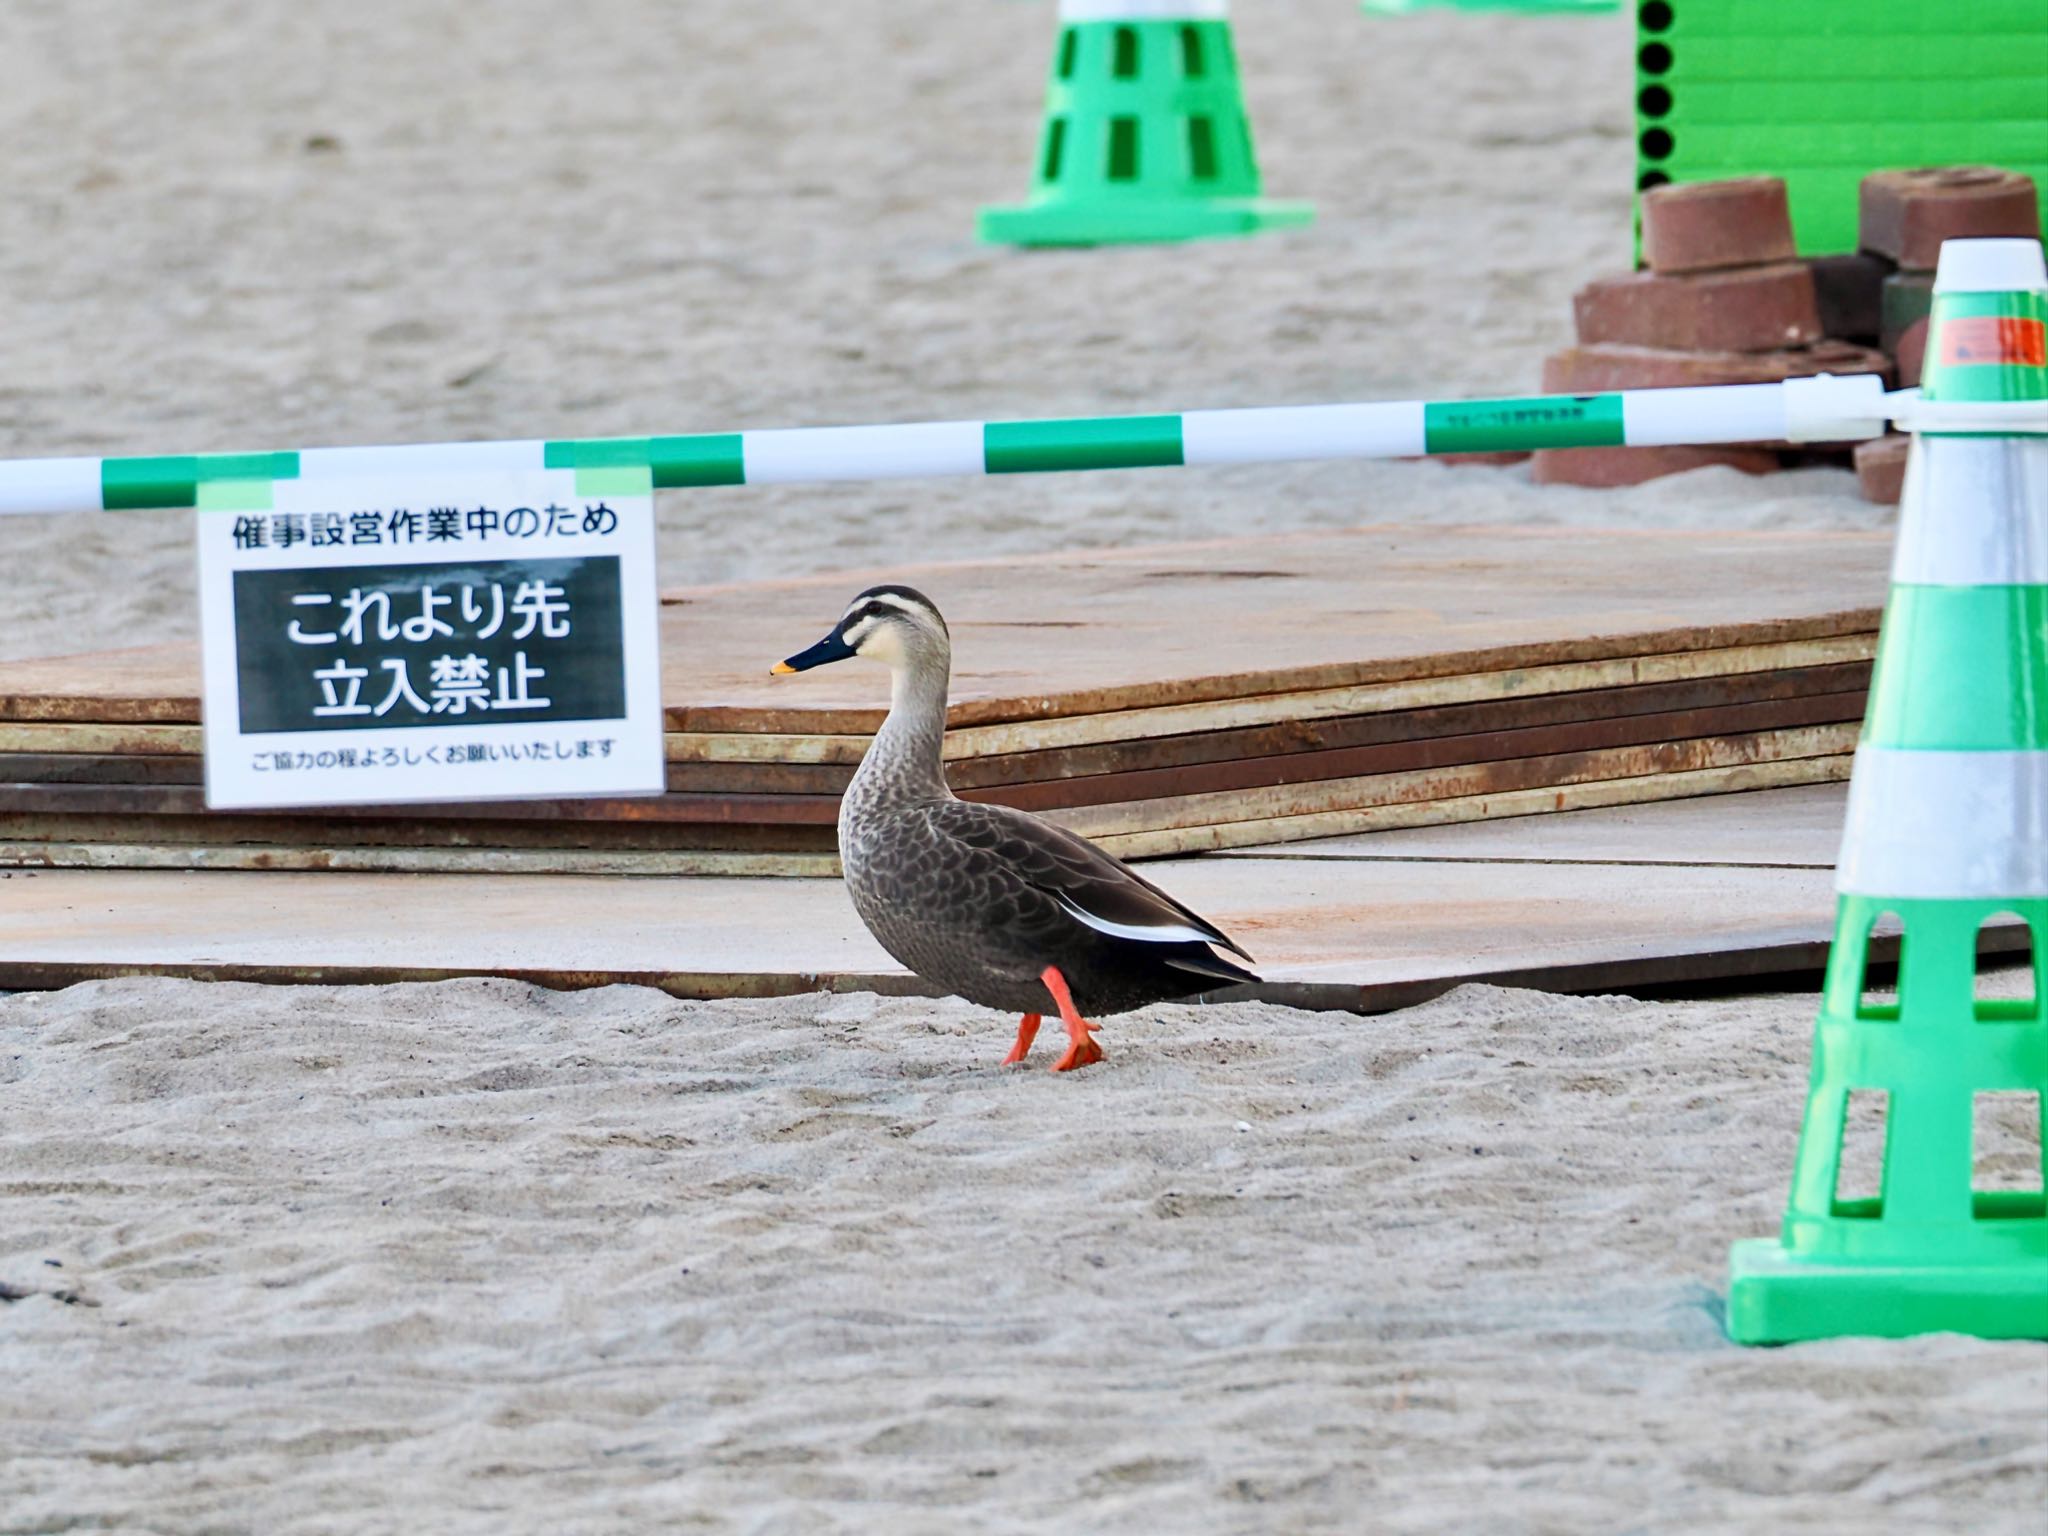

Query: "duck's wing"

xmin=928 ymin=798 xmax=1255 ymax=963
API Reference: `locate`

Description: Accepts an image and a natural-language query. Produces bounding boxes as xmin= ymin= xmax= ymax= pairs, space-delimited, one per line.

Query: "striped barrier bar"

xmin=0 ymin=374 xmax=1915 ymax=517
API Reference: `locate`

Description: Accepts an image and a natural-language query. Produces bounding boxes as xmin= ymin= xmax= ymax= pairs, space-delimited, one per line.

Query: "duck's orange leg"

xmin=1002 ymin=1013 xmax=1042 ymax=1066
xmin=1040 ymin=965 xmax=1104 ymax=1072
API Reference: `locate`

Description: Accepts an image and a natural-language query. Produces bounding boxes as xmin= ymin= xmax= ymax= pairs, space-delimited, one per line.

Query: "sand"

xmin=2 ymin=976 xmax=2043 ymax=1533
xmin=0 ymin=0 xmax=1890 ymax=666
xmin=2 ymin=3 xmax=2042 ymax=1528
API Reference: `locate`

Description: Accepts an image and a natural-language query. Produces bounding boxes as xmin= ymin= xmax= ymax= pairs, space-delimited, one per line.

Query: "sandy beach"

xmin=4 ymin=975 xmax=2044 ymax=1534
xmin=1 ymin=2 xmax=2043 ymax=1531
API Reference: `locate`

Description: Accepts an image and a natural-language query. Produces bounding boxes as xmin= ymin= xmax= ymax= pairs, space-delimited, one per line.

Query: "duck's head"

xmin=772 ymin=585 xmax=949 ymax=675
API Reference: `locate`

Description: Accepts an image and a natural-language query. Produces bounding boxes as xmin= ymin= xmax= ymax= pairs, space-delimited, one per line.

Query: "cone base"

xmin=977 ymin=198 xmax=1315 ymax=248
xmin=1727 ymin=1238 xmax=2048 ymax=1345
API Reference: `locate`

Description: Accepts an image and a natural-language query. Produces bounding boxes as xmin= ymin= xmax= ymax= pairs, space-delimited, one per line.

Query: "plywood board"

xmin=1048 ymin=724 xmax=1856 ymax=839
xmin=1218 ymin=782 xmax=1851 ymax=869
xmin=0 ymin=723 xmax=1854 ymax=855
xmin=0 ymin=524 xmax=1889 ymax=730
xmin=0 ymin=759 xmax=1855 ymax=875
xmin=0 ymin=659 xmax=1872 ymax=793
xmin=0 ymin=799 xmax=2020 ymax=1008
xmin=1088 ymin=757 xmax=1852 ymax=858
xmin=0 ymin=691 xmax=1861 ymax=827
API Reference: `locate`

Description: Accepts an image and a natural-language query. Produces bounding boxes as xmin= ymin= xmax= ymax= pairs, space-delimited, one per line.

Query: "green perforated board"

xmin=1633 ymin=0 xmax=2048 ymax=256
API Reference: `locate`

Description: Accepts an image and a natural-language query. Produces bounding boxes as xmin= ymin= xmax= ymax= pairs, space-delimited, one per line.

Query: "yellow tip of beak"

xmin=770 ymin=661 xmax=796 ymax=675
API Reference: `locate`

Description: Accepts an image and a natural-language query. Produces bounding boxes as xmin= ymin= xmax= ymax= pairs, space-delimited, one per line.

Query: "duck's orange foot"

xmin=1050 ymin=1033 xmax=1105 ymax=1072
xmin=1002 ymin=1013 xmax=1041 ymax=1066
xmin=1039 ymin=965 xmax=1104 ymax=1073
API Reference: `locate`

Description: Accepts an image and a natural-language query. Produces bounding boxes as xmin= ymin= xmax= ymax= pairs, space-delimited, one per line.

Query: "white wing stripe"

xmin=1054 ymin=892 xmax=1214 ymax=945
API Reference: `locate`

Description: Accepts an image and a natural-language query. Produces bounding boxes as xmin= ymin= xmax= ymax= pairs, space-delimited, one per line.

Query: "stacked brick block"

xmin=1846 ymin=166 xmax=2040 ymax=503
xmin=1537 ymin=167 xmax=2040 ymax=498
xmin=1536 ymin=176 xmax=1889 ymax=488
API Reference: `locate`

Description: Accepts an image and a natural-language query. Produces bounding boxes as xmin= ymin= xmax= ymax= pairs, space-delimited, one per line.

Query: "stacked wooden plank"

xmin=0 ymin=524 xmax=1889 ymax=876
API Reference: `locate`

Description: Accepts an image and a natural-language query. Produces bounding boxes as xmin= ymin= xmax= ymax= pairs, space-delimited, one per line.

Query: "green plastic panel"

xmin=1648 ymin=1 xmax=2047 ymax=41
xmin=1363 ymin=0 xmax=1614 ymax=12
xmin=1643 ymin=35 xmax=2048 ymax=81
xmin=1654 ymin=80 xmax=2048 ymax=121
xmin=1633 ymin=1 xmax=2048 ymax=255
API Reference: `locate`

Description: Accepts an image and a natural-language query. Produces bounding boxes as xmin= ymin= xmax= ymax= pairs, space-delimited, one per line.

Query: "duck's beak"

xmin=771 ymin=628 xmax=856 ymax=676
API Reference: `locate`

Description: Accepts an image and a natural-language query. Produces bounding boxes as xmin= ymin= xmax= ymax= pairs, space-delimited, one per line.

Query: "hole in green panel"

xmin=1857 ymin=911 xmax=1905 ymax=1021
xmin=1187 ymin=116 xmax=1217 ymax=180
xmin=1637 ymin=84 xmax=1672 ymax=117
xmin=1972 ymin=1092 xmax=2044 ymax=1218
xmin=1057 ymin=28 xmax=1078 ymax=79
xmin=1180 ymin=24 xmax=1205 ymax=78
xmin=1639 ymin=0 xmax=1673 ymax=31
xmin=1043 ymin=118 xmax=1067 ymax=182
xmin=1638 ymin=40 xmax=1672 ymax=74
xmin=1637 ymin=169 xmax=1671 ymax=192
xmin=1640 ymin=126 xmax=1674 ymax=161
xmin=1975 ymin=914 xmax=2039 ymax=1021
xmin=1112 ymin=25 xmax=1139 ymax=79
xmin=1832 ymin=1089 xmax=1889 ymax=1217
xmin=1107 ymin=116 xmax=1139 ymax=181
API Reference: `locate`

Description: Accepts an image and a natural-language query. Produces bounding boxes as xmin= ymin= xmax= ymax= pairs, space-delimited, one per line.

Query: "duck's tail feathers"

xmin=1162 ymin=945 xmax=1261 ymax=988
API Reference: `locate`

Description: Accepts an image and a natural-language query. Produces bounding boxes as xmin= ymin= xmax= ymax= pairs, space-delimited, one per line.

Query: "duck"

xmin=772 ymin=584 xmax=1259 ymax=1071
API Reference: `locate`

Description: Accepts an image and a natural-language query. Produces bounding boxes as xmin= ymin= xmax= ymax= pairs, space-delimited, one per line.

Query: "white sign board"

xmin=198 ymin=471 xmax=664 ymax=809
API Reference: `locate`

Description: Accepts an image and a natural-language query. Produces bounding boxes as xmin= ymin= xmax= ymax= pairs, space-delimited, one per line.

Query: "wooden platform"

xmin=11 ymin=785 xmax=2016 ymax=1011
xmin=0 ymin=524 xmax=1891 ymax=871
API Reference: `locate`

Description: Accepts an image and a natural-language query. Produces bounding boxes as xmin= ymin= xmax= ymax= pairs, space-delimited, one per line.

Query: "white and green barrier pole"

xmin=0 ymin=374 xmax=1913 ymax=516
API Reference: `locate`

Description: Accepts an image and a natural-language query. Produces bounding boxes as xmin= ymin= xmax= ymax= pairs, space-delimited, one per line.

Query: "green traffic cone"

xmin=1727 ymin=236 xmax=2048 ymax=1345
xmin=978 ymin=0 xmax=1312 ymax=248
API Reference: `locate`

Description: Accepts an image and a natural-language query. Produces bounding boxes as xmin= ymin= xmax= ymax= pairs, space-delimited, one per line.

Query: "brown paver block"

xmin=1880 ymin=269 xmax=1934 ymax=347
xmin=1429 ymin=450 xmax=1534 ymax=467
xmin=1859 ymin=167 xmax=2041 ymax=271
xmin=1641 ymin=177 xmax=1797 ymax=274
xmin=1894 ymin=318 xmax=1930 ymax=389
xmin=1573 ymin=264 xmax=1822 ymax=352
xmin=1809 ymin=252 xmax=1891 ymax=344
xmin=1853 ymin=434 xmax=1911 ymax=506
xmin=1531 ymin=444 xmax=1781 ymax=488
xmin=1881 ymin=269 xmax=1936 ymax=387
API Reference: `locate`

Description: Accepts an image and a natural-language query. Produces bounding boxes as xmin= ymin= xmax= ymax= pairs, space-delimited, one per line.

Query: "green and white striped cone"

xmin=977 ymin=0 xmax=1312 ymax=247
xmin=1727 ymin=237 xmax=2048 ymax=1345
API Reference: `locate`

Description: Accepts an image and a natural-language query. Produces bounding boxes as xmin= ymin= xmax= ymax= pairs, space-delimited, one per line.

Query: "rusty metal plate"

xmin=944 ymin=662 xmax=1870 ymax=787
xmin=0 ymin=692 xmax=1860 ymax=831
xmin=1047 ymin=724 xmax=1860 ymax=839
xmin=962 ymin=691 xmax=1866 ymax=812
xmin=0 ymin=661 xmax=1869 ymax=800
